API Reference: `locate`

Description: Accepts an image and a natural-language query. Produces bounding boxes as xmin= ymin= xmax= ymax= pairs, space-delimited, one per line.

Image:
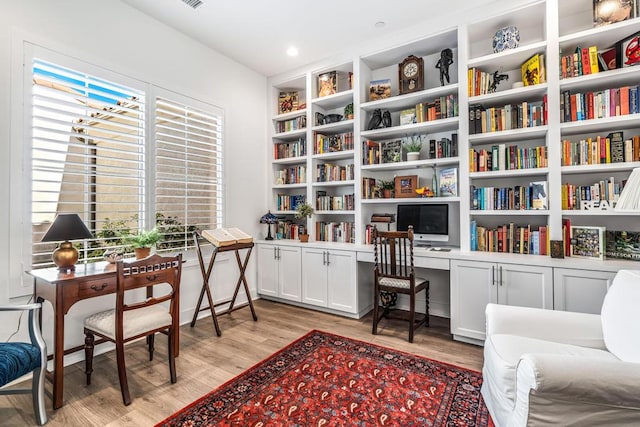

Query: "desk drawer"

xmin=77 ymin=277 xmax=116 ymax=299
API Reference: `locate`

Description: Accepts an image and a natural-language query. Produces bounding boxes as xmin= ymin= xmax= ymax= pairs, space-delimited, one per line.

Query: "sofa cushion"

xmin=0 ymin=342 xmax=41 ymax=387
xmin=601 ymin=269 xmax=640 ymax=363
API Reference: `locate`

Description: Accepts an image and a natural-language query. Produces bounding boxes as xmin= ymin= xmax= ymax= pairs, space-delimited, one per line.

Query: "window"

xmin=23 ymin=46 xmax=223 ymax=276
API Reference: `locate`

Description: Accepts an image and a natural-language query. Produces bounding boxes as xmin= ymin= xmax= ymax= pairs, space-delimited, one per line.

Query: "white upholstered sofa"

xmin=481 ymin=269 xmax=640 ymax=426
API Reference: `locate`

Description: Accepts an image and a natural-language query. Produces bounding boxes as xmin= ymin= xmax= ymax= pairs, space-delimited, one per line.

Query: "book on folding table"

xmin=201 ymin=227 xmax=253 ymax=247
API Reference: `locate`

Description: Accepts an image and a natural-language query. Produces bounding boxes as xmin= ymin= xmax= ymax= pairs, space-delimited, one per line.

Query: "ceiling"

xmin=121 ymin=0 xmax=500 ymax=77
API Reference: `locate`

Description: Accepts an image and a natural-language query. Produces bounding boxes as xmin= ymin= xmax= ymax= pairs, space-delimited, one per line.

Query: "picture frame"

xmin=593 ymin=0 xmax=637 ymax=27
xmin=394 ymin=175 xmax=418 ymax=199
xmin=317 ymin=71 xmax=337 ymax=98
xmin=615 ymin=30 xmax=640 ymax=68
xmin=570 ymin=226 xmax=605 ymax=260
xmin=278 ymin=91 xmax=299 ymax=115
xmin=369 ymin=79 xmax=392 ymax=101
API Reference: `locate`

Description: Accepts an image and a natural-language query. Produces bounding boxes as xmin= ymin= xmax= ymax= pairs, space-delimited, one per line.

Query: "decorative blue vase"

xmin=492 ymin=26 xmax=520 ymax=53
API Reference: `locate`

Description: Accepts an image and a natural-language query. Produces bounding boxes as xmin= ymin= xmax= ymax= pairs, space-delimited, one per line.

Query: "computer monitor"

xmin=396 ymin=203 xmax=449 ymax=246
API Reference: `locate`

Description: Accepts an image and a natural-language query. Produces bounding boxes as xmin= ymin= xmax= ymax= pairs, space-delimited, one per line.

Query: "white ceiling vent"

xmin=180 ymin=0 xmax=203 ymax=9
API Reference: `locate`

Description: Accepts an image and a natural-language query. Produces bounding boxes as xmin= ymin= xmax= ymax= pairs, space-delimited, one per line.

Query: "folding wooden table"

xmin=190 ymin=231 xmax=258 ymax=335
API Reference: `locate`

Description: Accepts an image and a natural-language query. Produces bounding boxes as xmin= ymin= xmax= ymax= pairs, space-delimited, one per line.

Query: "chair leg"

xmin=425 ymin=284 xmax=430 ymax=327
xmin=84 ymin=331 xmax=94 ymax=386
xmin=372 ymin=283 xmax=379 ymax=335
xmin=409 ymin=291 xmax=416 ymax=343
xmin=115 ymin=341 xmax=131 ymax=406
xmin=147 ymin=334 xmax=155 ymax=362
xmin=168 ymin=328 xmax=177 ymax=384
xmin=32 ymin=365 xmax=47 ymax=425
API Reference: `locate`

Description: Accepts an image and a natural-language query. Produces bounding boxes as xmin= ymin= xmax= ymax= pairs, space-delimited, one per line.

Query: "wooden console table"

xmin=191 ymin=231 xmax=257 ymax=335
xmin=29 ymin=261 xmax=180 ymax=410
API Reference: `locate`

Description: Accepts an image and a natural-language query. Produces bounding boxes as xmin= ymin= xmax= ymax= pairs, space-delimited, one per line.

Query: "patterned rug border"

xmin=156 ymin=329 xmax=486 ymax=426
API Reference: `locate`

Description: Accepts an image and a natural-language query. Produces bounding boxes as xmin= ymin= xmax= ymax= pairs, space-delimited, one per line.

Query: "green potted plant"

xmin=294 ymin=203 xmax=315 ymax=242
xmin=378 ymin=180 xmax=395 ymax=198
xmin=125 ymin=228 xmax=161 ymax=259
xmin=403 ymin=136 xmax=422 ymax=162
xmin=343 ymin=103 xmax=354 ymax=120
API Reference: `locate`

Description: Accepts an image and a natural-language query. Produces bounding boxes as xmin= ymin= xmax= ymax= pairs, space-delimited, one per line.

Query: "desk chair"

xmin=0 ymin=303 xmax=47 ymax=425
xmin=83 ymin=254 xmax=182 ymax=406
xmin=372 ymin=226 xmax=429 ymax=343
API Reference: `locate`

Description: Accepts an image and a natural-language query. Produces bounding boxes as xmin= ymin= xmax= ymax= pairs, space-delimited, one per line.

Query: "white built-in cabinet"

xmin=257 ymin=244 xmax=302 ymax=302
xmin=553 ymin=268 xmax=615 ymax=314
xmin=450 ymin=259 xmax=552 ymax=341
xmin=301 ymin=248 xmax=357 ymax=313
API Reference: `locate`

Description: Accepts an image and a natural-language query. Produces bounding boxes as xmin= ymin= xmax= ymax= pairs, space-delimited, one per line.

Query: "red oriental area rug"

xmin=157 ymin=330 xmax=493 ymax=426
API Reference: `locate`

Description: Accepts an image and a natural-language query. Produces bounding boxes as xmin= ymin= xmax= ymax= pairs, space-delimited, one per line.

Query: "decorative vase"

xmin=407 ymin=152 xmax=420 ymax=162
xmin=492 ymin=26 xmax=520 ymax=53
xmin=383 ymin=189 xmax=392 ymax=198
xmin=299 ymin=234 xmax=309 ymax=243
xmin=134 ymin=247 xmax=151 ymax=259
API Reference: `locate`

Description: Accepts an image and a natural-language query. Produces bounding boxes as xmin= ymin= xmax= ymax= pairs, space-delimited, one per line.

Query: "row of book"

xmin=275 ymin=166 xmax=306 ymax=185
xmin=314 ymin=131 xmax=354 ymax=154
xmin=316 ymin=192 xmax=355 ymax=211
xmin=469 ymin=144 xmax=547 ymax=173
xmin=274 ymin=221 xmax=305 ymax=240
xmin=562 ymin=178 xmax=622 ymax=211
xmin=315 ymin=163 xmax=354 ymax=182
xmin=470 ymin=181 xmax=548 ymax=211
xmin=470 ymin=221 xmax=549 ymax=255
xmin=275 ymin=115 xmax=306 ymax=133
xmin=559 ymin=45 xmax=600 ymax=79
xmin=411 ymin=94 xmax=458 ymax=123
xmin=274 ymin=138 xmax=306 ymax=160
xmin=468 ymin=100 xmax=547 ymax=134
xmin=467 ymin=68 xmax=501 ymax=97
xmin=361 ymin=177 xmax=379 ymax=199
xmin=276 ymin=194 xmax=305 ymax=211
xmin=361 ymin=135 xmax=458 ymax=166
xmin=561 ymin=132 xmax=640 ymax=166
xmin=560 ymin=85 xmax=640 ymax=123
xmin=430 ymin=135 xmax=458 ymax=159
xmin=315 ymin=221 xmax=355 ymax=243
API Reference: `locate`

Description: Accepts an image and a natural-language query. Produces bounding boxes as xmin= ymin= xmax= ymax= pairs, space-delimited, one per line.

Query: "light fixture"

xmin=615 ymin=168 xmax=640 ymax=211
xmin=41 ymin=213 xmax=93 ymax=271
xmin=259 ymin=211 xmax=279 ymax=240
xmin=286 ymin=46 xmax=299 ymax=57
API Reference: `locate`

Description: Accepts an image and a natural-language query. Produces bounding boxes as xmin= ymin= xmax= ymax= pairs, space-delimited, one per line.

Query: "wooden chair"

xmin=0 ymin=303 xmax=47 ymax=425
xmin=83 ymin=254 xmax=182 ymax=406
xmin=372 ymin=226 xmax=429 ymax=343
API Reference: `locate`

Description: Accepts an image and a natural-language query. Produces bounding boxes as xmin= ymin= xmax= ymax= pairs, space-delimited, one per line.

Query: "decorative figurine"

xmin=367 ymin=109 xmax=382 ymax=130
xmin=435 ymin=48 xmax=454 ymax=86
xmin=489 ymin=71 xmax=509 ymax=93
xmin=382 ymin=110 xmax=392 ymax=128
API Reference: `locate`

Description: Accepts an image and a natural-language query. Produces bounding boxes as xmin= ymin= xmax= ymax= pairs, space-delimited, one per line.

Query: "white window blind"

xmin=31 ymin=58 xmax=146 ymax=267
xmin=154 ymin=95 xmax=223 ymax=251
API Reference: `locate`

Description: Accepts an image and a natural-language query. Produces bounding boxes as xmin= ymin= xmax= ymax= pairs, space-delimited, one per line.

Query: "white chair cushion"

xmin=378 ymin=276 xmax=426 ymax=289
xmin=84 ymin=305 xmax=172 ymax=340
xmin=601 ymin=269 xmax=640 ymax=363
xmin=483 ymin=333 xmax=618 ymax=414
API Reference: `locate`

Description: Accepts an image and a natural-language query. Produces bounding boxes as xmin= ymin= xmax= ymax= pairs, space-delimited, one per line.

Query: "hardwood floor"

xmin=1 ymin=299 xmax=483 ymax=426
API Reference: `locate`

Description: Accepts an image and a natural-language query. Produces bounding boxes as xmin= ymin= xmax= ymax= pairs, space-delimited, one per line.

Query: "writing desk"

xmin=29 ymin=261 xmax=180 ymax=410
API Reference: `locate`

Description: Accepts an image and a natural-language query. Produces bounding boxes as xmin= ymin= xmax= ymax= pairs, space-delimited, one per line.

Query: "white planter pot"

xmin=407 ymin=152 xmax=420 ymax=161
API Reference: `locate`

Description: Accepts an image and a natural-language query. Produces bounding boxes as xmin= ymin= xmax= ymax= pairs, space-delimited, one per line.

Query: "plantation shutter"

xmin=154 ymin=94 xmax=224 ymax=251
xmin=31 ymin=58 xmax=146 ymax=267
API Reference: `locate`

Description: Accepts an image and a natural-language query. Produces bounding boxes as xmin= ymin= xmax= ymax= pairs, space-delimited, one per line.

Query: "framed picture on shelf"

xmin=278 ymin=91 xmax=299 ymax=115
xmin=394 ymin=175 xmax=418 ymax=198
xmin=615 ymin=31 xmax=640 ymax=68
xmin=570 ymin=226 xmax=605 ymax=260
xmin=593 ymin=0 xmax=637 ymax=27
xmin=318 ymin=71 xmax=337 ymax=97
xmin=369 ymin=79 xmax=391 ymax=101
xmin=605 ymin=230 xmax=640 ymax=260
xmin=439 ymin=167 xmax=458 ymax=197
xmin=381 ymin=140 xmax=402 ymax=163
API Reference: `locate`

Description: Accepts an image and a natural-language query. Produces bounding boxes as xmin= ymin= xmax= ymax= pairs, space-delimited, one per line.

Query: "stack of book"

xmin=370 ymin=213 xmax=395 ymax=223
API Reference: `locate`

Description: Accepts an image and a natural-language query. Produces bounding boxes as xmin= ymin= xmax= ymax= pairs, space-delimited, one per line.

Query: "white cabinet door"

xmin=498 ymin=263 xmax=553 ymax=309
xmin=326 ymin=249 xmax=357 ymax=313
xmin=554 ymin=268 xmax=615 ymax=314
xmin=257 ymin=244 xmax=279 ymax=298
xmin=450 ymin=259 xmax=495 ymax=341
xmin=278 ymin=246 xmax=302 ymax=302
xmin=302 ymin=248 xmax=328 ymax=307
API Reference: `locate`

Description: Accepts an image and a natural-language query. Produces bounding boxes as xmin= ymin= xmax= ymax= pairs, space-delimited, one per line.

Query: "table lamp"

xmin=41 ymin=213 xmax=93 ymax=271
xmin=615 ymin=168 xmax=640 ymax=211
xmin=259 ymin=211 xmax=279 ymax=240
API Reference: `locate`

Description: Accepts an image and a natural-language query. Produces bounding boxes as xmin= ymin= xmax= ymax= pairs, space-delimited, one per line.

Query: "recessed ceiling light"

xmin=286 ymin=47 xmax=299 ymax=57
xmin=375 ymin=21 xmax=386 ymax=28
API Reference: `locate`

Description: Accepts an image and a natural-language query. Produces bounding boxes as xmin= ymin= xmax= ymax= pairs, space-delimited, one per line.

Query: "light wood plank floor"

xmin=1 ymin=299 xmax=483 ymax=426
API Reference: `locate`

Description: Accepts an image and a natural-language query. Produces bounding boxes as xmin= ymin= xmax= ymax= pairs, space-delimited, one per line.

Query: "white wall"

xmin=0 ymin=0 xmax=267 ymax=361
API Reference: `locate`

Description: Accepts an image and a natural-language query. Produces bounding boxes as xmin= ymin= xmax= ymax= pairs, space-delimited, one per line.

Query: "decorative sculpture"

xmin=367 ymin=109 xmax=382 ymax=130
xmin=382 ymin=110 xmax=392 ymax=128
xmin=435 ymin=48 xmax=454 ymax=86
xmin=489 ymin=71 xmax=509 ymax=93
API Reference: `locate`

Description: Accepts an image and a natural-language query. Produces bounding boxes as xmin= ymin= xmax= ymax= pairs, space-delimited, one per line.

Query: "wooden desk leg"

xmin=53 ymin=302 xmax=65 ymax=409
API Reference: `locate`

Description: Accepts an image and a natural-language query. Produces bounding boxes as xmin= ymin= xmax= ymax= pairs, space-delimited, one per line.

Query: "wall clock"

xmin=398 ymin=55 xmax=424 ymax=95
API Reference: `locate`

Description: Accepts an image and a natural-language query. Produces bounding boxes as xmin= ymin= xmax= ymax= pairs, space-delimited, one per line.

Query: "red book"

xmin=587 ymin=92 xmax=594 ymax=120
xmin=539 ymin=226 xmax=547 ymax=256
xmin=620 ymin=86 xmax=630 ymax=115
xmin=543 ymin=94 xmax=548 ymax=124
xmin=581 ymin=47 xmax=591 ymax=75
xmin=570 ymin=95 xmax=577 ymax=122
xmin=562 ymin=218 xmax=571 ymax=256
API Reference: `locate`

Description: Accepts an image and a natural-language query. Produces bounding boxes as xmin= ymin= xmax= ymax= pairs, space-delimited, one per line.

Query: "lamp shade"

xmin=615 ymin=168 xmax=640 ymax=211
xmin=259 ymin=211 xmax=279 ymax=224
xmin=41 ymin=214 xmax=93 ymax=242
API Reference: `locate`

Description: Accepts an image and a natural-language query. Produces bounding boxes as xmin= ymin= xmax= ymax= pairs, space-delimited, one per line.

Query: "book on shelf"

xmin=369 ymin=79 xmax=391 ymax=101
xmin=201 ymin=228 xmax=253 ymax=247
xmin=439 ymin=167 xmax=458 ymax=197
xmin=370 ymin=213 xmax=395 ymax=223
xmin=400 ymin=108 xmax=416 ymax=125
xmin=381 ymin=139 xmax=402 ymax=163
xmin=521 ymin=53 xmax=545 ymax=86
xmin=318 ymin=71 xmax=337 ymax=97
xmin=605 ymin=230 xmax=640 ymax=261
xmin=530 ymin=181 xmax=548 ymax=210
xmin=570 ymin=226 xmax=605 ymax=260
xmin=598 ymin=47 xmax=618 ymax=71
xmin=278 ymin=91 xmax=299 ymax=114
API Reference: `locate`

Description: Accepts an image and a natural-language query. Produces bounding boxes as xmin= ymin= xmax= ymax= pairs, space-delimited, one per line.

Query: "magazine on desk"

xmin=201 ymin=228 xmax=253 ymax=247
